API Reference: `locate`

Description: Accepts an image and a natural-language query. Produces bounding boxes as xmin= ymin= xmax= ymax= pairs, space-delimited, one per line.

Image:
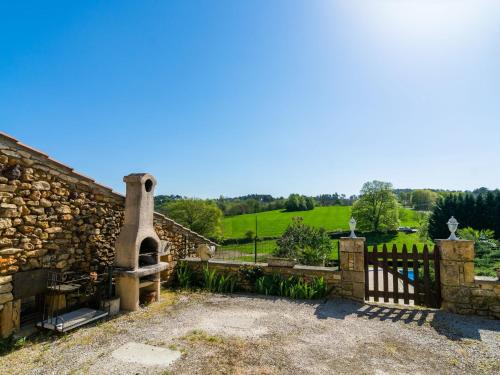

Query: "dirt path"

xmin=1 ymin=290 xmax=499 ymax=375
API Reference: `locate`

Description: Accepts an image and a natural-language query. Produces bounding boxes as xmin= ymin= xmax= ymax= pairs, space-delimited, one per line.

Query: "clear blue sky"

xmin=1 ymin=1 xmax=499 ymax=198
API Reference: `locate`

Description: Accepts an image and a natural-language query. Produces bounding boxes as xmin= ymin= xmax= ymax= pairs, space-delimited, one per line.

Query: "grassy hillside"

xmin=222 ymin=206 xmax=420 ymax=239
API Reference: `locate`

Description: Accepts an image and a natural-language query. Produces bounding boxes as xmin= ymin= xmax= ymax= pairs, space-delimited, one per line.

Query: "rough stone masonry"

xmin=0 ymin=132 xmax=215 ymax=337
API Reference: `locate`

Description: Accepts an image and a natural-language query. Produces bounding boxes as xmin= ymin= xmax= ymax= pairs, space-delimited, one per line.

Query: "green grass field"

xmin=219 ymin=206 xmax=429 ymax=263
xmin=222 ymin=206 xmax=420 ymax=239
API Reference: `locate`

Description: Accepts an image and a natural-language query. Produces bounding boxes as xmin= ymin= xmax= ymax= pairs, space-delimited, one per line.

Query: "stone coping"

xmin=474 ymin=276 xmax=499 ymax=285
xmin=294 ymin=264 xmax=339 ymax=272
xmin=182 ymin=258 xmax=339 ymax=272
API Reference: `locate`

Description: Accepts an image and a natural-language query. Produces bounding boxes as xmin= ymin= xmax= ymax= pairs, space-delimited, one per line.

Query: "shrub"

xmin=0 ymin=336 xmax=26 ymax=355
xmin=238 ymin=265 xmax=264 ymax=284
xmin=274 ymin=217 xmax=332 ymax=265
xmin=244 ymin=230 xmax=255 ymax=240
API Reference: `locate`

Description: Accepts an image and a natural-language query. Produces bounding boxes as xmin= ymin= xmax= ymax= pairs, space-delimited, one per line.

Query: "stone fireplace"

xmin=114 ymin=173 xmax=168 ymax=311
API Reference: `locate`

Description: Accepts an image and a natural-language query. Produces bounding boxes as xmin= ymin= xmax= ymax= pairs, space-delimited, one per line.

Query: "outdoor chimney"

xmin=114 ymin=173 xmax=168 ymax=311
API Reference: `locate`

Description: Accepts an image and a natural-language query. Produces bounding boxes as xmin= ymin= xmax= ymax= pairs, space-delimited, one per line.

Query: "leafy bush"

xmin=176 ymin=262 xmax=193 ymax=289
xmin=274 ymin=217 xmax=332 ymax=265
xmin=458 ymin=227 xmax=499 ymax=277
xmin=254 ymin=274 xmax=328 ymax=299
xmin=238 ymin=265 xmax=264 ymax=283
xmin=0 ymin=336 xmax=26 ymax=355
xmin=202 ymin=267 xmax=237 ymax=293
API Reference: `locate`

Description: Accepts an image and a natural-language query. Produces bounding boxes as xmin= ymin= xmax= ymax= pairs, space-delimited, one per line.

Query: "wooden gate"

xmin=364 ymin=244 xmax=441 ymax=308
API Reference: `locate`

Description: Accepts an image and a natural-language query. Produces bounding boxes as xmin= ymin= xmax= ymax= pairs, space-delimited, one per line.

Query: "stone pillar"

xmin=116 ymin=277 xmax=140 ymax=311
xmin=437 ymin=239 xmax=475 ymax=314
xmin=339 ymin=237 xmax=366 ymax=302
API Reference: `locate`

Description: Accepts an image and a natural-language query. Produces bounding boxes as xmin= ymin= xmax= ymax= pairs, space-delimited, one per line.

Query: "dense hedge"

xmin=428 ymin=192 xmax=500 ymax=240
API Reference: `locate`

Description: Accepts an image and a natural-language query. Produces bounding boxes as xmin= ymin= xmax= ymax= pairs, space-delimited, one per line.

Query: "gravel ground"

xmin=1 ymin=290 xmax=499 ymax=375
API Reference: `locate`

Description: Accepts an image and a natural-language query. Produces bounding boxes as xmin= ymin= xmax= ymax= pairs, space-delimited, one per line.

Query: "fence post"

xmin=339 ymin=237 xmax=366 ymax=302
xmin=254 ymin=216 xmax=258 ymax=263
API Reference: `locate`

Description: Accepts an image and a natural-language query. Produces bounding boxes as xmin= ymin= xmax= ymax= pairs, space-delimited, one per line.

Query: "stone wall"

xmin=438 ymin=239 xmax=500 ymax=319
xmin=339 ymin=237 xmax=365 ymax=301
xmin=183 ymin=258 xmax=342 ymax=295
xmin=0 ymin=132 xmax=215 ymax=337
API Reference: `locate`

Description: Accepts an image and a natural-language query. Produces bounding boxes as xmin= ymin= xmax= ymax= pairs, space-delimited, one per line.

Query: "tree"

xmin=165 ymin=199 xmax=223 ymax=238
xmin=416 ymin=211 xmax=431 ymax=242
xmin=351 ymin=181 xmax=399 ymax=232
xmin=285 ymin=194 xmax=314 ymax=212
xmin=411 ymin=189 xmax=438 ymax=211
xmin=305 ymin=197 xmax=315 ymax=210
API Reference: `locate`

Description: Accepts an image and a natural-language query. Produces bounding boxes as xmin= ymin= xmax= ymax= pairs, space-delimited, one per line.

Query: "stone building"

xmin=0 ymin=132 xmax=215 ymax=337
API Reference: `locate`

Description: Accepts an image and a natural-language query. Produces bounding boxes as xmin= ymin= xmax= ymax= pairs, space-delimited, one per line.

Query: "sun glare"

xmin=336 ymin=0 xmax=499 ymax=54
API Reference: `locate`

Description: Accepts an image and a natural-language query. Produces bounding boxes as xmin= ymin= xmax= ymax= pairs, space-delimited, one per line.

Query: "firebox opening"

xmin=139 ymin=237 xmax=158 ymax=267
xmin=145 ymin=179 xmax=153 ymax=192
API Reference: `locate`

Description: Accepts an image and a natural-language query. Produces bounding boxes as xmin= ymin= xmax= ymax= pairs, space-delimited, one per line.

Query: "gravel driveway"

xmin=1 ymin=290 xmax=499 ymax=375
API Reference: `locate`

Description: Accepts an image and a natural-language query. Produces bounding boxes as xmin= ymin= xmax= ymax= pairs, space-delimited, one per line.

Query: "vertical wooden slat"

xmin=402 ymin=244 xmax=410 ymax=305
xmin=364 ymin=244 xmax=369 ymax=301
xmin=433 ymin=244 xmax=442 ymax=308
xmin=392 ymin=244 xmax=399 ymax=304
xmin=412 ymin=244 xmax=420 ymax=306
xmin=382 ymin=244 xmax=389 ymax=302
xmin=423 ymin=244 xmax=431 ymax=307
xmin=373 ymin=245 xmax=379 ymax=302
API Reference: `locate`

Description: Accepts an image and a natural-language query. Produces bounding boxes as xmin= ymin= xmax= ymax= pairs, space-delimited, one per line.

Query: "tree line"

xmin=155 ymin=192 xmax=356 ymax=219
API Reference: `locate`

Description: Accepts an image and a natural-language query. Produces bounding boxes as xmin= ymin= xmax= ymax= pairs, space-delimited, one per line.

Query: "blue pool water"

xmin=399 ymin=269 xmax=415 ymax=281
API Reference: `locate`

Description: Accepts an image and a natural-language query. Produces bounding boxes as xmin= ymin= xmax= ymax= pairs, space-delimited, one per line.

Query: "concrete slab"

xmin=111 ymin=342 xmax=181 ymax=367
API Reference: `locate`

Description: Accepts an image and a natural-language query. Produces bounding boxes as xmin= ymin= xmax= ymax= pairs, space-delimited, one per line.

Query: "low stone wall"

xmin=182 ymin=258 xmax=342 ymax=296
xmin=0 ymin=132 xmax=215 ymax=337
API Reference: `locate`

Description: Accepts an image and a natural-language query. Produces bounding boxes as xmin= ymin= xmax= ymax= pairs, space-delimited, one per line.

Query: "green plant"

xmin=310 ymin=276 xmax=327 ymax=297
xmin=203 ymin=267 xmax=219 ymax=292
xmin=299 ymin=245 xmax=327 ymax=266
xmin=239 ymin=265 xmax=264 ymax=283
xmin=274 ymin=217 xmax=332 ymax=265
xmin=254 ymin=274 xmax=328 ymax=299
xmin=0 ymin=336 xmax=27 ymax=355
xmin=202 ymin=267 xmax=237 ymax=293
xmin=176 ymin=262 xmax=192 ymax=289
